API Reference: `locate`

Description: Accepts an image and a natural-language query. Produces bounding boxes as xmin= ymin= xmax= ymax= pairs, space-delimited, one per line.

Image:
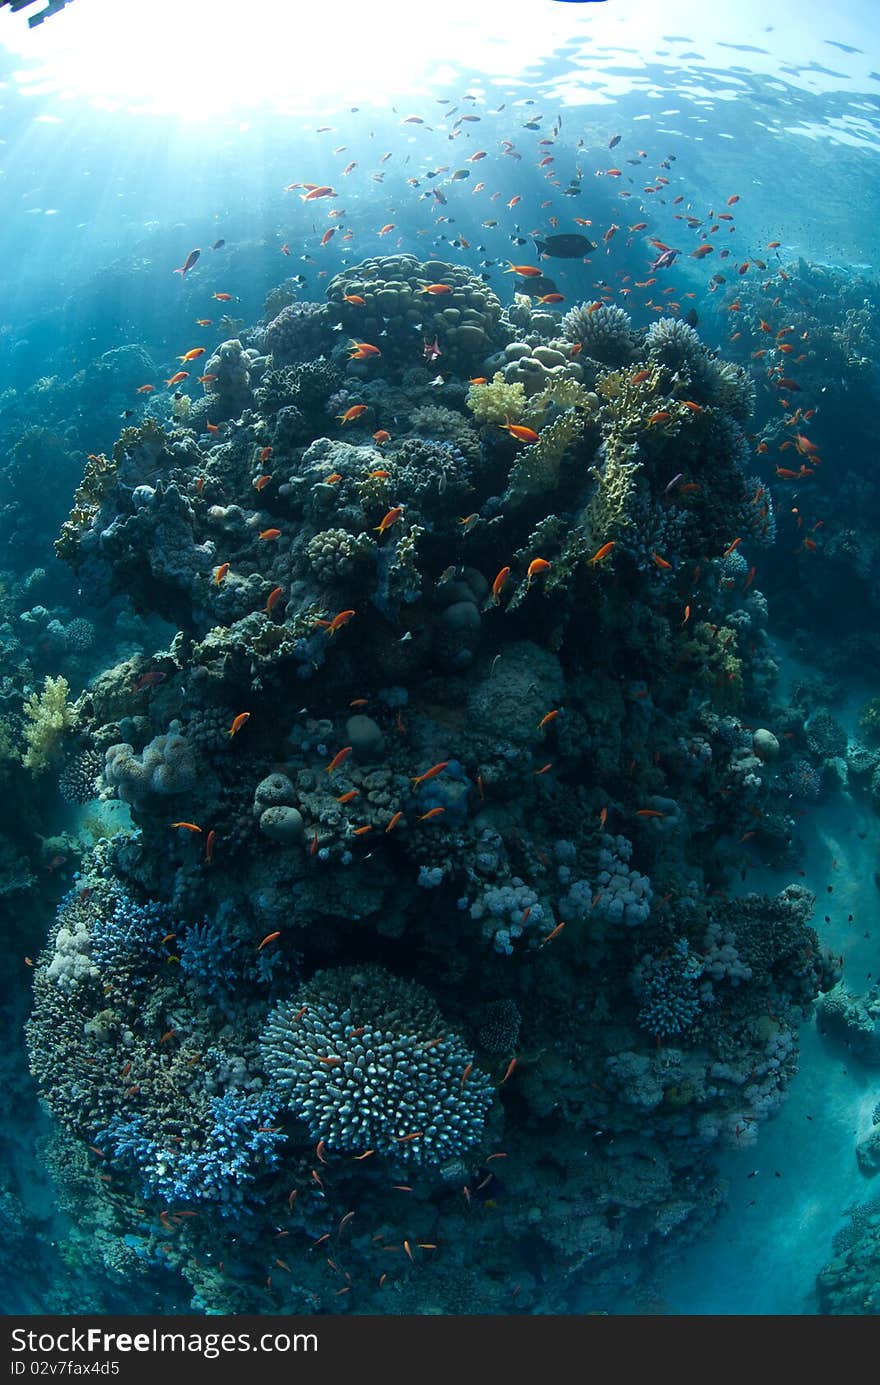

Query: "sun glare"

xmin=0 ymin=0 xmax=603 ymax=119
xmin=0 ymin=0 xmax=877 ymax=122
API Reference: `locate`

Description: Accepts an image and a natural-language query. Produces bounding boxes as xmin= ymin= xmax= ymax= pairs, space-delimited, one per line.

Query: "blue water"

xmin=1 ymin=0 xmax=879 ymax=1316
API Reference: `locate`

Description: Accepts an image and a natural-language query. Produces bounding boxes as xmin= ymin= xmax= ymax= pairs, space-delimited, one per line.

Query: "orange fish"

xmin=214 ymin=562 xmax=230 ymax=584
xmin=212 ymin=292 xmax=233 ymax=301
xmin=588 ymin=540 xmax=615 ymax=564
xmin=372 ymin=429 xmax=391 ymax=444
xmin=317 ymin=608 xmax=356 ymax=637
xmin=727 ymin=194 xmax=740 ymax=205
xmin=526 ymin=557 xmax=551 ymax=586
xmin=320 ymin=228 xmax=336 ymax=246
xmin=537 ymin=710 xmax=559 ymax=731
xmin=417 ymin=806 xmax=445 ymax=823
xmin=338 ymin=403 xmax=368 ymax=424
xmin=411 ymin=761 xmax=449 ymax=788
xmin=636 ymin=808 xmax=665 ymax=818
xmin=541 ymin=921 xmax=566 ymax=946
xmin=302 ymin=186 xmax=337 ymax=201
xmin=165 ymin=371 xmax=189 ymax=386
xmin=722 ymin=537 xmax=742 ymax=558
xmin=265 ymin=586 xmax=284 ymax=613
xmin=690 ymin=244 xmax=714 ymax=259
xmin=171 ymin=821 xmax=202 ymax=832
xmin=258 ymin=445 xmax=273 ymax=462
xmin=631 ymin=369 xmax=652 ymax=384
xmin=344 ymin=294 xmax=366 ymax=305
xmin=348 ymin=341 xmax=381 ymax=360
xmin=136 ymin=383 xmax=155 ymax=393
xmin=651 ymin=551 xmax=672 ymax=570
xmin=204 ymin=829 xmax=216 ymax=864
xmin=253 ymin=474 xmax=273 ymax=491
xmin=178 ymin=347 xmax=206 ymax=362
xmin=258 ymin=931 xmax=281 ymax=950
xmin=336 ymin=790 xmax=359 ymax=804
xmin=682 ymin=401 xmax=703 ymax=412
xmin=648 ymin=411 xmax=671 ymax=424
xmin=794 ymin=433 xmax=818 ymax=455
xmin=504 ymin=262 xmax=542 ymax=276
xmin=377 ymin=223 xmax=395 ymax=235
xmin=375 ymin=506 xmax=403 ymax=534
xmin=422 ymin=283 xmax=452 ymax=294
xmin=259 ymin=528 xmax=281 ymax=540
xmin=501 ymin=421 xmax=539 ymax=444
xmin=385 ymin=810 xmax=403 ymax=833
xmin=228 ymin=712 xmax=251 ymax=737
xmin=195 ymin=318 xmax=213 ymax=326
xmin=491 ymin=565 xmax=511 ymax=601
xmin=538 ymin=293 xmax=565 ymax=304
xmin=507 ymin=195 xmax=522 ymax=209
xmin=326 ymin=746 xmax=353 ymax=774
xmin=198 ymin=373 xmax=218 ymax=384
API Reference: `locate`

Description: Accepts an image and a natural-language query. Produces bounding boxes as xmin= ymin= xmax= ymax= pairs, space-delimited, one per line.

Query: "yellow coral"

xmin=22 ymin=675 xmax=76 ymax=773
xmin=504 ymin=410 xmax=586 ymax=505
xmin=465 ymin=373 xmax=526 ymax=426
xmin=579 ymin=440 xmax=641 ymax=545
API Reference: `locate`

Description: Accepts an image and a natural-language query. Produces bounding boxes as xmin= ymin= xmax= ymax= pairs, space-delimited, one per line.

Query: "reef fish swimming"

xmin=532 ymin=233 xmax=597 ymax=258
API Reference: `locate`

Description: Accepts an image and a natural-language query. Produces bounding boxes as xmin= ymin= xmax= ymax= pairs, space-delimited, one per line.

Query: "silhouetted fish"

xmin=514 ymin=274 xmax=559 ymax=298
xmin=533 ymin=233 xmax=597 ymax=258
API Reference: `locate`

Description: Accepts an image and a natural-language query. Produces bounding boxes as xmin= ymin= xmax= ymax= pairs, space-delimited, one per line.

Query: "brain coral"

xmin=261 ymin=964 xmax=492 ymax=1167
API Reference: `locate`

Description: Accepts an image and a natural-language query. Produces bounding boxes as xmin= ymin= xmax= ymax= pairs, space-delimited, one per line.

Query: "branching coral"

xmin=262 ymin=964 xmax=493 ymax=1166
xmin=503 ymin=409 xmax=586 ymax=505
xmin=561 ymin=302 xmax=638 ymax=366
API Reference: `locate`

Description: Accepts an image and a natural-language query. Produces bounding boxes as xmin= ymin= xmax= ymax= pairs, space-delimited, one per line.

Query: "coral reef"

xmin=20 ymin=262 xmax=839 ymax=1314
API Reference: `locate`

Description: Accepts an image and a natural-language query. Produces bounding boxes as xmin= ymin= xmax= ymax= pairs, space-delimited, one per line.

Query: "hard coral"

xmin=262 ymin=964 xmax=492 ymax=1166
